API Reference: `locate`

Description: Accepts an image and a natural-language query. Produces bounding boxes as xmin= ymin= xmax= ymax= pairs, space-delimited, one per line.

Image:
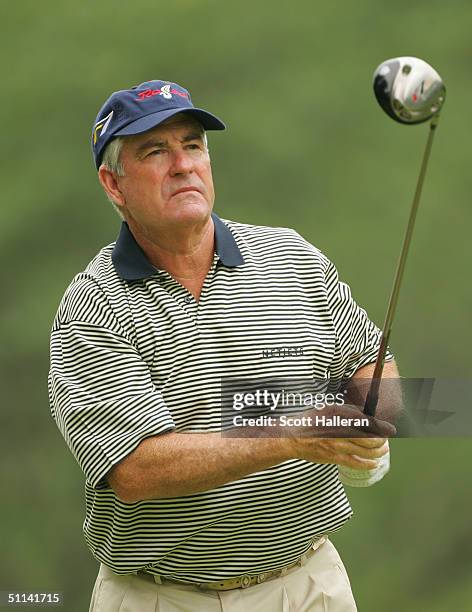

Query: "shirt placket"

xmin=196 ymin=253 xmax=219 ymax=318
xmin=155 ymin=253 xmax=219 ymax=322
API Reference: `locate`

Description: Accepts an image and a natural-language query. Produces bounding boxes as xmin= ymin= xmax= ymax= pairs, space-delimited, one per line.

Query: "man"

xmin=49 ymin=80 xmax=399 ymax=611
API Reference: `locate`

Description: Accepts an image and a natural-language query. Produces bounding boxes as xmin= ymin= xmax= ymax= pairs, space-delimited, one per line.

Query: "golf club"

xmin=363 ymin=57 xmax=446 ymax=417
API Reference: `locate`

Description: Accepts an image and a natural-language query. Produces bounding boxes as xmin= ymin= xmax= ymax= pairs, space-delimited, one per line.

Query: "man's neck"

xmin=127 ymin=215 xmax=215 ymax=287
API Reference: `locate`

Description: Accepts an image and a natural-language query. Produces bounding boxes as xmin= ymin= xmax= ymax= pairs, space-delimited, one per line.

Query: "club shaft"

xmin=364 ymin=117 xmax=440 ymax=416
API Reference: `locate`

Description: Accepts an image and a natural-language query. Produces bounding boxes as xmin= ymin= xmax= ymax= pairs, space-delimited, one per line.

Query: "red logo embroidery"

xmin=137 ymin=88 xmax=189 ymax=101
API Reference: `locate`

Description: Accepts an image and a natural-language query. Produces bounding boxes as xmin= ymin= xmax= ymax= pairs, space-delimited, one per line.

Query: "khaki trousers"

xmin=89 ymin=539 xmax=357 ymax=612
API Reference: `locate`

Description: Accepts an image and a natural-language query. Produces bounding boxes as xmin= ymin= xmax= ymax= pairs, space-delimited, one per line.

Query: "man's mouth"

xmin=172 ymin=186 xmax=201 ymax=196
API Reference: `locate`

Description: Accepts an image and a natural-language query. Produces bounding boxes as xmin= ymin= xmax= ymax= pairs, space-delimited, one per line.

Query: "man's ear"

xmin=98 ymin=165 xmax=126 ymax=209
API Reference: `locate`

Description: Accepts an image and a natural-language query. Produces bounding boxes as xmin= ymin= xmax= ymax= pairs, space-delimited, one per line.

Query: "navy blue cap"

xmin=92 ymin=80 xmax=226 ymax=169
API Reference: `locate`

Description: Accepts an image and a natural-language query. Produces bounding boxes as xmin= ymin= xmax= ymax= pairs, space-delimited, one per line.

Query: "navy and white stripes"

xmin=48 ymin=214 xmax=390 ymax=580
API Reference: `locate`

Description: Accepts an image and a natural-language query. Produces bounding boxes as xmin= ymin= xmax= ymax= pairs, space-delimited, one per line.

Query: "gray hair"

xmin=100 ymin=127 xmax=209 ymax=218
xmin=102 ymin=136 xmax=125 ymax=176
xmin=101 ymin=137 xmax=126 ymax=218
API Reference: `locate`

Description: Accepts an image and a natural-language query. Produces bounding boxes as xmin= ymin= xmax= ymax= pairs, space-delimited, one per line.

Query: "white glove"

xmin=338 ymin=441 xmax=390 ymax=487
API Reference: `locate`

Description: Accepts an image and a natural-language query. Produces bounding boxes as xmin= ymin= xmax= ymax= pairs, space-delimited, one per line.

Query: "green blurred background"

xmin=2 ymin=1 xmax=471 ymax=610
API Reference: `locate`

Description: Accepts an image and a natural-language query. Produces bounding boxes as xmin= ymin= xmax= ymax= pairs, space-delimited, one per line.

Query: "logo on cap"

xmin=93 ymin=110 xmax=114 ymax=145
xmin=160 ymin=84 xmax=172 ymax=99
xmin=136 ymin=86 xmax=189 ymax=101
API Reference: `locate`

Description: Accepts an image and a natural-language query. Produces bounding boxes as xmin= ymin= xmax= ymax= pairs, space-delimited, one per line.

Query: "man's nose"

xmin=169 ymin=150 xmax=194 ymax=175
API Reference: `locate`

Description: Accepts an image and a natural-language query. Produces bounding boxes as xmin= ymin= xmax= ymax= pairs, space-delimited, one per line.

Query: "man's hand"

xmin=338 ymin=440 xmax=391 ymax=487
xmin=294 ymin=436 xmax=389 ymax=470
xmin=284 ymin=403 xmax=395 ymax=471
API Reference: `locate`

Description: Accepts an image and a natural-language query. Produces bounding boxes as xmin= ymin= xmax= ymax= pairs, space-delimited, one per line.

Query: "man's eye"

xmin=148 ymin=149 xmax=164 ymax=156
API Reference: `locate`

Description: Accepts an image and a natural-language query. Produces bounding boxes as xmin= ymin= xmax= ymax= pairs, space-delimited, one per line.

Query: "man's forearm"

xmin=108 ymin=432 xmax=292 ymax=503
xmin=345 ymin=359 xmax=403 ymax=423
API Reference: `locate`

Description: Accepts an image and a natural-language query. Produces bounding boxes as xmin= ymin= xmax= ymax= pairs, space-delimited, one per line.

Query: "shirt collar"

xmin=112 ymin=212 xmax=244 ymax=281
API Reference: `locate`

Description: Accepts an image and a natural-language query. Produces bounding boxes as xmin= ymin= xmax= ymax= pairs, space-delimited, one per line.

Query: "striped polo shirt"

xmin=48 ymin=212 xmax=389 ymax=581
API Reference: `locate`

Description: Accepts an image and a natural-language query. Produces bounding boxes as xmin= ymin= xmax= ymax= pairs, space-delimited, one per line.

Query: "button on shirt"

xmin=48 ymin=213 xmax=392 ymax=581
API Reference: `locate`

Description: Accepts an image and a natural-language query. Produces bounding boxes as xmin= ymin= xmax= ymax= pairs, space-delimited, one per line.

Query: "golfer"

xmin=48 ymin=79 xmax=399 ymax=611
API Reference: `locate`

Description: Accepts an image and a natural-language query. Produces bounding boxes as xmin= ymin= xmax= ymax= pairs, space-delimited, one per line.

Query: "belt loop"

xmin=153 ymin=575 xmax=162 ymax=584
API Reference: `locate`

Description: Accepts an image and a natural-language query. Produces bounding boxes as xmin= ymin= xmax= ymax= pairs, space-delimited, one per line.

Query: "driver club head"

xmin=373 ymin=57 xmax=446 ymax=124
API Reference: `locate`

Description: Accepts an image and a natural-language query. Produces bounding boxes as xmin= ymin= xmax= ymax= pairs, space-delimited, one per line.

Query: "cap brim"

xmin=115 ymin=108 xmax=226 ymax=137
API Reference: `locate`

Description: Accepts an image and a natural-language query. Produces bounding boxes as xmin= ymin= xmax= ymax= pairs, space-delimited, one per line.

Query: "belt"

xmin=139 ymin=536 xmax=327 ymax=592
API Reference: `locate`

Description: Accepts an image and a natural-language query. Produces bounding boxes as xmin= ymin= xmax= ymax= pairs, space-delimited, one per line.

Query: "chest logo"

xmin=262 ymin=347 xmax=304 ymax=358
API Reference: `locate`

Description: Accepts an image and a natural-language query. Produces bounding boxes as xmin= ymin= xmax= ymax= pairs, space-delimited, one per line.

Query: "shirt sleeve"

xmin=324 ymin=260 xmax=394 ymax=380
xmin=48 ymin=278 xmax=175 ymax=490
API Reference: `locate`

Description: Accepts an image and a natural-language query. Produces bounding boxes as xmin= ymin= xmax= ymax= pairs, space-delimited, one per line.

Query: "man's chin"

xmin=167 ymin=199 xmax=212 ymax=222
xmin=168 ymin=198 xmax=211 ymax=216
xmin=169 ymin=191 xmax=208 ymax=208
